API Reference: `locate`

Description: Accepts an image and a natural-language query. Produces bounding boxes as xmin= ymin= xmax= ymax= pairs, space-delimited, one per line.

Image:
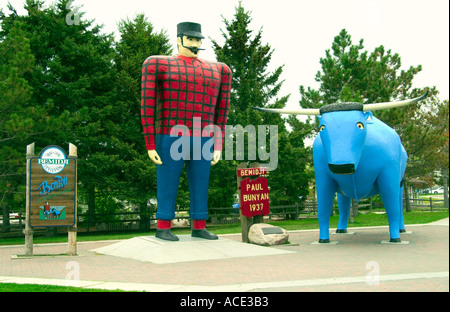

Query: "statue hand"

xmin=211 ymin=150 xmax=221 ymax=166
xmin=148 ymin=150 xmax=162 ymax=165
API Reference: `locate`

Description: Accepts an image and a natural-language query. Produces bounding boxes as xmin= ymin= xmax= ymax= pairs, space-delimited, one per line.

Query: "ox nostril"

xmin=329 ymin=163 xmax=355 ymax=175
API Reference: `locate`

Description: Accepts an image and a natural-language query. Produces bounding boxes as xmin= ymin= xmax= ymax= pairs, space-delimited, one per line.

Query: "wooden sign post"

xmin=24 ymin=143 xmax=35 ymax=257
xmin=25 ymin=143 xmax=78 ymax=256
xmin=67 ymin=144 xmax=78 ymax=256
xmin=237 ymin=162 xmax=270 ymax=243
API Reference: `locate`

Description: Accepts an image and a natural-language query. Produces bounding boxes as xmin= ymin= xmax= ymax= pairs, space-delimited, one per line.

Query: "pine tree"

xmin=0 ymin=12 xmax=67 ymax=219
xmin=299 ymin=28 xmax=448 ymax=205
xmin=1 ymin=0 xmax=119 ymax=222
xmin=115 ymin=14 xmax=172 ymax=229
xmin=211 ymin=2 xmax=312 ymax=207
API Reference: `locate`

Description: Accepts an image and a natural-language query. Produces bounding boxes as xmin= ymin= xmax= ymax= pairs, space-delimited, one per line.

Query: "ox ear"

xmin=364 ymin=111 xmax=374 ymax=124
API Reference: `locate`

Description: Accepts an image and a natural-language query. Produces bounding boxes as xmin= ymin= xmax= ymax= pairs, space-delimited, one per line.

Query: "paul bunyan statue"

xmin=141 ymin=22 xmax=232 ymax=241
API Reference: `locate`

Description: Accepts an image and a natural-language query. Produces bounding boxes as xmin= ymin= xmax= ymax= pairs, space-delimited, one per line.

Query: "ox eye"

xmin=319 ymin=125 xmax=325 ymax=131
xmin=357 ymin=122 xmax=364 ymax=129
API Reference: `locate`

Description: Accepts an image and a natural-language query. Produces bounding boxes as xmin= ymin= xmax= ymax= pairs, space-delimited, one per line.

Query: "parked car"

xmin=0 ymin=213 xmax=21 ymax=224
xmin=432 ymin=187 xmax=445 ymax=194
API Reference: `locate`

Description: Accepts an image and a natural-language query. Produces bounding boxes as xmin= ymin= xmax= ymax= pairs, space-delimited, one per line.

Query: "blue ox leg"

xmin=378 ymin=171 xmax=403 ymax=242
xmin=336 ymin=193 xmax=351 ymax=233
xmin=316 ymin=179 xmax=337 ymax=243
xmin=399 ymin=185 xmax=406 ymax=233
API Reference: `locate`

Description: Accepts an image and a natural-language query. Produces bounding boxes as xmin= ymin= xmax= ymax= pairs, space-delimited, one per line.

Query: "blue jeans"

xmin=155 ymin=135 xmax=213 ymax=221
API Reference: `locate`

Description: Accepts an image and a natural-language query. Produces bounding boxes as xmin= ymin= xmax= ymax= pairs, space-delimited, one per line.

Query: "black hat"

xmin=177 ymin=22 xmax=204 ymax=39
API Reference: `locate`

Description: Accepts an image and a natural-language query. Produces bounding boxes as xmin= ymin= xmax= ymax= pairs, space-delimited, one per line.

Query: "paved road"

xmin=0 ymin=218 xmax=448 ymax=294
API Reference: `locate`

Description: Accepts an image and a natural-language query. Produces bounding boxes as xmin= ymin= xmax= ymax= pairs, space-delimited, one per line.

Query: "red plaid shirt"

xmin=141 ymin=55 xmax=232 ymax=151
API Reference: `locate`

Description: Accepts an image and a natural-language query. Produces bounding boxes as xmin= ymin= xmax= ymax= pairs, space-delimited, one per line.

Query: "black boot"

xmin=192 ymin=228 xmax=218 ymax=240
xmin=155 ymin=229 xmax=179 ymax=241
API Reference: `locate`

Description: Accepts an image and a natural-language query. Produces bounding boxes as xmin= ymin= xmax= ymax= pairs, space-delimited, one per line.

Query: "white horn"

xmin=253 ymin=107 xmax=321 ymax=116
xmin=363 ymin=92 xmax=428 ymax=112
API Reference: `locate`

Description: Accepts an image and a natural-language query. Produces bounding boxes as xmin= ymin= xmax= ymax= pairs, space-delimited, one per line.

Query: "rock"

xmin=248 ymin=223 xmax=289 ymax=246
xmin=171 ymin=219 xmax=190 ymax=228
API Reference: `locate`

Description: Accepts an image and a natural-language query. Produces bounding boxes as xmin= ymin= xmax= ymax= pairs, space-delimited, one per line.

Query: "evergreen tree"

xmin=299 ymin=29 xmax=448 ymax=204
xmin=211 ymin=2 xmax=312 ymax=207
xmin=1 ymin=0 xmax=119 ymax=221
xmin=114 ymin=14 xmax=172 ymax=229
xmin=0 ymin=21 xmax=35 ymax=205
xmin=0 ymin=9 xmax=67 ymax=218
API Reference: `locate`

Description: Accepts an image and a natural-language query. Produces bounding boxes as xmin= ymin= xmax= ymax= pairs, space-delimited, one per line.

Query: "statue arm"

xmin=141 ymin=57 xmax=158 ymax=151
xmin=208 ymin=64 xmax=231 ymax=165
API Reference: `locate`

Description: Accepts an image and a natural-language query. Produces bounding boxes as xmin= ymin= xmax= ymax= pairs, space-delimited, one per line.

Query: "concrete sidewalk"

xmin=0 ymin=218 xmax=448 ymax=292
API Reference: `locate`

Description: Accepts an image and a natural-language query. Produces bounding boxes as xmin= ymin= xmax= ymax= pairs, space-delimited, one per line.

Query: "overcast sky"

xmin=2 ymin=0 xmax=449 ymax=108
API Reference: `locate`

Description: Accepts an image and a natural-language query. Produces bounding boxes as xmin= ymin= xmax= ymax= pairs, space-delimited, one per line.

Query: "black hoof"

xmin=192 ymin=229 xmax=218 ymax=240
xmin=155 ymin=229 xmax=179 ymax=241
xmin=335 ymin=229 xmax=348 ymax=233
xmin=319 ymin=239 xmax=330 ymax=243
xmin=400 ymin=229 xmax=406 ymax=233
xmin=389 ymin=238 xmax=401 ymax=243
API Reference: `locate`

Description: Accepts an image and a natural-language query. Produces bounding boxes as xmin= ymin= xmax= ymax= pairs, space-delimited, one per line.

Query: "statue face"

xmin=177 ymin=35 xmax=203 ymax=58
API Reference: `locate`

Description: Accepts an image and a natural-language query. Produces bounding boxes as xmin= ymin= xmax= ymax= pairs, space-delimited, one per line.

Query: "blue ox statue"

xmin=254 ymin=92 xmax=428 ymax=243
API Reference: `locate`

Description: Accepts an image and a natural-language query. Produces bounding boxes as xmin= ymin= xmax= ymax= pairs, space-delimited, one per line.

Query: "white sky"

xmin=2 ymin=0 xmax=449 ymax=108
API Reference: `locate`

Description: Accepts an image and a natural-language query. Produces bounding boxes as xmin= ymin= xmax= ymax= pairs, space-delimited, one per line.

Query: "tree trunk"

xmin=404 ymin=180 xmax=411 ymax=212
xmin=139 ymin=201 xmax=150 ymax=231
xmin=87 ymin=185 xmax=96 ymax=228
xmin=443 ymin=168 xmax=449 ymax=209
xmin=2 ymin=201 xmax=10 ymax=233
xmin=349 ymin=199 xmax=358 ymax=223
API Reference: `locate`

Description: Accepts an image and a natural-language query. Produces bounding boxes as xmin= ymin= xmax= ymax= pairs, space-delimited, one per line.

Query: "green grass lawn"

xmin=0 ymin=283 xmax=126 ymax=292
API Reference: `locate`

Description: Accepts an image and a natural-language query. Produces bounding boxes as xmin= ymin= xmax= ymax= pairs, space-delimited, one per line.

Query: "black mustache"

xmin=183 ymin=45 xmax=205 ymax=54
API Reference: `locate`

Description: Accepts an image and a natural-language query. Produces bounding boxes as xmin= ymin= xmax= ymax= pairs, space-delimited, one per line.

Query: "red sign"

xmin=240 ymin=176 xmax=270 ymax=218
xmin=237 ymin=167 xmax=267 ymax=177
